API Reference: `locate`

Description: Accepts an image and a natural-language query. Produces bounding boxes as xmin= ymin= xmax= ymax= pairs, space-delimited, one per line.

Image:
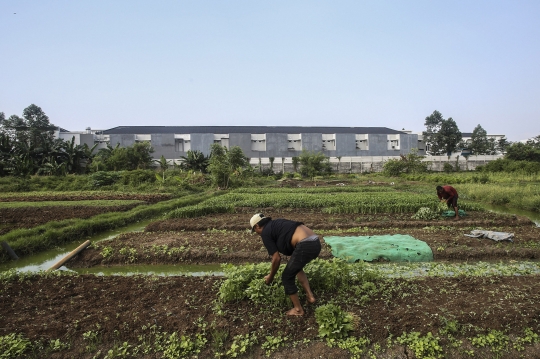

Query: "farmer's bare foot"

xmin=286 ymin=308 xmax=304 ymax=316
xmin=453 ymin=216 xmax=460 ymax=221
xmin=306 ymin=295 xmax=316 ymax=304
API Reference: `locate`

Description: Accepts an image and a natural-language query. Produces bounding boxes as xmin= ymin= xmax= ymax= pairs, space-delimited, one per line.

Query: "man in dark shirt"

xmin=250 ymin=213 xmax=321 ymax=316
xmin=437 ymin=185 xmax=459 ymax=220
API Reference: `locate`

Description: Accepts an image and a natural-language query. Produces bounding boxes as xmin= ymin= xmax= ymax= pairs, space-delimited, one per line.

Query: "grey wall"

xmin=399 ymin=133 xmax=420 ymax=155
xmin=151 ymin=133 xmax=176 ymax=158
xmin=335 ymin=133 xmax=356 ymax=156
xmin=301 ymin=133 xmax=322 ymax=153
xmin=367 ymin=134 xmax=388 ymax=155
xmin=191 ymin=133 xmax=215 ymax=156
xmin=108 ymin=131 xmax=425 ymax=159
xmin=229 ymin=133 xmax=252 ymax=157
xmin=265 ymin=133 xmax=289 ymax=157
xmin=80 ymin=134 xmax=95 ymax=147
xmin=110 ymin=134 xmax=135 ymax=147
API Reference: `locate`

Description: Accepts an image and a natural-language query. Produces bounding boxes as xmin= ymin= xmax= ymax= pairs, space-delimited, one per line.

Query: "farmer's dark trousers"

xmin=447 ymin=195 xmax=458 ymax=208
xmin=282 ymin=235 xmax=321 ymax=295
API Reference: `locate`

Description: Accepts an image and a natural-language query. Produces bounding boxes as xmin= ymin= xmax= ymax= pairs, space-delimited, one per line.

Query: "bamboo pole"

xmin=47 ymin=240 xmax=91 ymax=271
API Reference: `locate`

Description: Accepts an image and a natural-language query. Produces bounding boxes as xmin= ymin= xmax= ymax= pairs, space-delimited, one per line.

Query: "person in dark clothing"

xmin=250 ymin=213 xmax=321 ymax=316
xmin=436 ymin=185 xmax=459 ymax=220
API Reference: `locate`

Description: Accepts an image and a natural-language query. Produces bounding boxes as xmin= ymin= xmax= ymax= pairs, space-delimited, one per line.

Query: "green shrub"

xmin=480 ymin=158 xmax=540 ymax=174
xmin=161 ymin=332 xmax=207 ymax=359
xmin=443 ymin=163 xmax=454 ymax=173
xmin=219 ymin=259 xmax=367 ymax=305
xmin=167 ymin=203 xmax=234 ymax=219
xmin=411 ymin=207 xmax=440 ymax=220
xmin=396 ymin=331 xmax=443 ymax=359
xmin=219 ymin=263 xmax=270 ymax=302
xmin=90 ymin=171 xmax=121 ymax=188
xmin=120 ymin=169 xmax=156 ymax=186
xmin=315 ymin=304 xmax=354 ymax=339
xmin=470 ymin=329 xmax=509 ymax=354
xmin=0 ymin=333 xmax=32 ymax=359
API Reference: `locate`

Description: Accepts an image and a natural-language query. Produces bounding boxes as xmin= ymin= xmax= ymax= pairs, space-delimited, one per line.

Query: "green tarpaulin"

xmin=324 ymin=235 xmax=433 ymax=263
xmin=442 ymin=209 xmax=467 ymax=217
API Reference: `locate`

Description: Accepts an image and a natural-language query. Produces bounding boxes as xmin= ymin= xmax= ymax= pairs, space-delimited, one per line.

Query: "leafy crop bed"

xmin=167 ymin=191 xmax=483 ymax=217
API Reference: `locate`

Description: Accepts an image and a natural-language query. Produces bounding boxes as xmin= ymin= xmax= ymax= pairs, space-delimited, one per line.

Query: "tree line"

xmin=0 ymin=105 xmax=334 ymax=187
xmin=3 ymin=105 xmax=538 ymax=181
xmin=423 ymin=110 xmax=539 ymax=162
xmin=422 ymin=110 xmax=512 ymax=156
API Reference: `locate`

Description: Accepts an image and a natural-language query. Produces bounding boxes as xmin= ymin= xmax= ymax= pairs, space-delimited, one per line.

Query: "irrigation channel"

xmin=1 ymin=204 xmax=539 ymax=276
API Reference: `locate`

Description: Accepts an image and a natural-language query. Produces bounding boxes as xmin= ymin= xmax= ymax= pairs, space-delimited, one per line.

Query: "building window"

xmin=287 ymin=134 xmax=302 ymax=151
xmin=135 ymin=134 xmax=151 ymax=143
xmin=174 ymin=134 xmax=191 ymax=152
xmin=387 ymin=135 xmax=400 ymax=150
xmin=322 ymin=134 xmax=336 ymax=151
xmin=213 ymin=134 xmax=229 ymax=148
xmin=251 ymin=134 xmax=266 ymax=151
xmin=355 ymin=134 xmax=369 ymax=150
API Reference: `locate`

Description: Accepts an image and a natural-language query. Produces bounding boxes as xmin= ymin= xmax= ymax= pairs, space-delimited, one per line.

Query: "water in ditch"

xmin=482 ymin=203 xmax=540 ymax=226
xmin=0 ymin=219 xmax=152 ymax=273
xmin=2 ymin=203 xmax=539 ymax=276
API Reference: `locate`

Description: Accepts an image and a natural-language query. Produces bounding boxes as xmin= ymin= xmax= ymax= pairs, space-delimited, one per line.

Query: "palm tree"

xmin=179 ymin=150 xmax=209 ymax=173
xmin=154 ymin=155 xmax=170 ymax=183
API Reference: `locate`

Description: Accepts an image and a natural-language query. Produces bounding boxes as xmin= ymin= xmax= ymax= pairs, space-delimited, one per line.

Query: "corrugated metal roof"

xmin=102 ymin=126 xmax=407 ymax=135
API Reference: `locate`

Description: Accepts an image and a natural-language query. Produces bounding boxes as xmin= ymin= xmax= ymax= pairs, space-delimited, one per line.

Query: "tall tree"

xmin=469 ymin=124 xmax=490 ymax=155
xmin=496 ymin=138 xmax=511 ymax=154
xmin=208 ymin=144 xmax=249 ymax=189
xmin=422 ymin=110 xmax=445 ymax=155
xmin=438 ymin=118 xmax=462 ymax=156
xmin=298 ymin=150 xmax=332 ymax=179
xmin=505 ymin=135 xmax=540 ymax=162
xmin=22 ymin=104 xmax=56 ymax=150
xmin=422 ymin=111 xmax=462 ymax=156
xmin=126 ymin=142 xmax=154 ymax=170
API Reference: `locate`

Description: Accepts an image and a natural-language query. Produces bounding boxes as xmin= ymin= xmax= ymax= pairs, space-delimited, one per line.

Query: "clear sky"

xmin=1 ymin=1 xmax=539 ymax=141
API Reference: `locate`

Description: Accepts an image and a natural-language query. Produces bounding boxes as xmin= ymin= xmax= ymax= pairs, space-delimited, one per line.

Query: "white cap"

xmin=250 ymin=213 xmax=266 ymax=232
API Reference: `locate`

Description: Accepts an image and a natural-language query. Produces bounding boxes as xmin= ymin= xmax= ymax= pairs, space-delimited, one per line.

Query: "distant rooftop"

xmin=102 ymin=126 xmax=407 ymax=135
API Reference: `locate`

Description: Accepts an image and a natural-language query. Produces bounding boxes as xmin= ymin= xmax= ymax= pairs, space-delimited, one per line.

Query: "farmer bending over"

xmin=436 ymin=185 xmax=459 ymax=220
xmin=250 ymin=213 xmax=321 ymax=316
